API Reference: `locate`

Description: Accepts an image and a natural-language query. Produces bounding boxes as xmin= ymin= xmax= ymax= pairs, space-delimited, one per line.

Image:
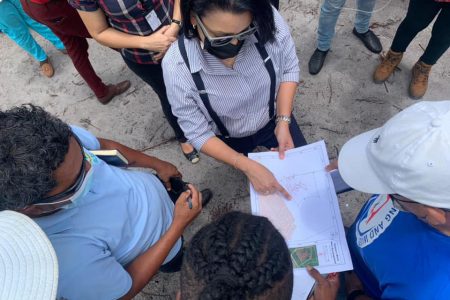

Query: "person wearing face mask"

xmin=0 ymin=105 xmax=212 ymax=300
xmin=328 ymin=100 xmax=450 ymax=300
xmin=162 ymin=0 xmax=307 ymax=200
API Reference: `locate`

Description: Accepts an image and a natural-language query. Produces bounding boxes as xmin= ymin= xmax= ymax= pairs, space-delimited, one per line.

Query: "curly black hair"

xmin=0 ymin=105 xmax=71 ymax=210
xmin=182 ymin=0 xmax=276 ymax=44
xmin=180 ymin=211 xmax=293 ymax=300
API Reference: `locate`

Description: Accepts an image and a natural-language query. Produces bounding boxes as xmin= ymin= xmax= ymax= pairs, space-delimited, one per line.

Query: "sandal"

xmin=39 ymin=59 xmax=54 ymax=78
xmin=183 ymin=148 xmax=200 ymax=164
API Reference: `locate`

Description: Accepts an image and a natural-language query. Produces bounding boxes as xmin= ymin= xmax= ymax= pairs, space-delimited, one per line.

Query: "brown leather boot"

xmin=97 ymin=80 xmax=131 ymax=105
xmin=373 ymin=50 xmax=403 ymax=83
xmin=409 ymin=61 xmax=432 ymax=100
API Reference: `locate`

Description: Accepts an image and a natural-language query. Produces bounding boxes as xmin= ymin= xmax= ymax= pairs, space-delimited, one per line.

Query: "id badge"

xmin=145 ymin=10 xmax=162 ymax=31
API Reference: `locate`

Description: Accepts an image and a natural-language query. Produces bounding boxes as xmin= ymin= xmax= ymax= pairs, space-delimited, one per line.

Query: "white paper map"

xmin=249 ymin=141 xmax=353 ymax=300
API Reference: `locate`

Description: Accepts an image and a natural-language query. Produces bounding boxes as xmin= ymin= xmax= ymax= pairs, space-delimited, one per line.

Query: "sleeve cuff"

xmin=281 ymin=72 xmax=300 ymax=83
xmin=190 ymin=132 xmax=216 ymax=151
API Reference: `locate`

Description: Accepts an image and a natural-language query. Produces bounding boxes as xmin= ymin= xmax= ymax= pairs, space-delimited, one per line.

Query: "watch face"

xmin=172 ymin=19 xmax=182 ymax=26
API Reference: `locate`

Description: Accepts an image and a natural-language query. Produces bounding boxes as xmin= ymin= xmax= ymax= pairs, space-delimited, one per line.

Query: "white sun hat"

xmin=338 ymin=100 xmax=450 ymax=210
xmin=0 ymin=210 xmax=58 ymax=300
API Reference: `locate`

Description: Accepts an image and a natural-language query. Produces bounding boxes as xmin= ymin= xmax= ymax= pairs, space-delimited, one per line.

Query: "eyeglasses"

xmin=32 ymin=134 xmax=87 ymax=205
xmin=390 ymin=194 xmax=450 ymax=213
xmin=194 ymin=14 xmax=257 ymax=47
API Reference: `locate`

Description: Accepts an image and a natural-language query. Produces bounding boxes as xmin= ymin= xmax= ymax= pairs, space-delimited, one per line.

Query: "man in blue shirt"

xmin=331 ymin=101 xmax=450 ymax=299
xmin=0 ymin=105 xmax=211 ymax=300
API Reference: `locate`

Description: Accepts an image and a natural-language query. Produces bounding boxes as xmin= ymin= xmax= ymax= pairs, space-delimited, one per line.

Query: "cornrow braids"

xmin=181 ymin=212 xmax=293 ymax=300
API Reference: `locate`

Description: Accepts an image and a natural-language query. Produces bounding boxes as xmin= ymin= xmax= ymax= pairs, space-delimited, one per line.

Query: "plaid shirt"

xmin=69 ymin=0 xmax=174 ymax=64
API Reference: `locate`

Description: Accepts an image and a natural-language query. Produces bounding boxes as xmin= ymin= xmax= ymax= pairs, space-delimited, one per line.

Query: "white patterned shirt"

xmin=162 ymin=8 xmax=300 ymax=150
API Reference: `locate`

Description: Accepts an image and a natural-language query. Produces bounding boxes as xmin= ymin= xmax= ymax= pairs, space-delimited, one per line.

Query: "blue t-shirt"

xmin=34 ymin=126 xmax=181 ymax=300
xmin=348 ymin=194 xmax=450 ymax=299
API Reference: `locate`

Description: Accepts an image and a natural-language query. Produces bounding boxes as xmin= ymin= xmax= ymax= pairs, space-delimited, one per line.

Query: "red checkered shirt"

xmin=69 ymin=0 xmax=174 ymax=64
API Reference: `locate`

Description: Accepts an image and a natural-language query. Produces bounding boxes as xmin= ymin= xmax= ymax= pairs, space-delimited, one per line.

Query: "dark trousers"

xmin=123 ymin=57 xmax=186 ymax=142
xmin=219 ymin=116 xmax=307 ymax=155
xmin=158 ymin=177 xmax=187 ymax=273
xmin=159 ymin=239 xmax=183 ymax=273
xmin=21 ymin=0 xmax=108 ymax=98
xmin=391 ymin=0 xmax=450 ymax=65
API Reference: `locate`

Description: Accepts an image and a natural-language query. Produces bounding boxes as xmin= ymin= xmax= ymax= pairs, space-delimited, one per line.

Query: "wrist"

xmin=235 ymin=156 xmax=252 ymax=173
xmin=139 ymin=35 xmax=153 ymax=50
xmin=275 ymin=115 xmax=292 ymax=125
xmin=171 ymin=18 xmax=183 ymax=29
xmin=232 ymin=153 xmax=244 ymax=169
xmin=276 ymin=120 xmax=290 ymax=130
xmin=170 ymin=218 xmax=187 ymax=233
xmin=151 ymin=158 xmax=166 ymax=171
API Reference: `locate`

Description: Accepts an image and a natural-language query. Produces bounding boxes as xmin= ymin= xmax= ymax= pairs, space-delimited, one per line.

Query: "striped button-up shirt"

xmin=69 ymin=0 xmax=173 ymax=64
xmin=162 ymin=8 xmax=300 ymax=150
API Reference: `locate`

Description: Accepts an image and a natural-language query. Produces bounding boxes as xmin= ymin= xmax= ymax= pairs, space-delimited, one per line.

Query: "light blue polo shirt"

xmin=34 ymin=126 xmax=181 ymax=300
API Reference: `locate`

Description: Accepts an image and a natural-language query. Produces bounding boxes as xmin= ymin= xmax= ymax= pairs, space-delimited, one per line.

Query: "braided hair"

xmin=180 ymin=212 xmax=293 ymax=300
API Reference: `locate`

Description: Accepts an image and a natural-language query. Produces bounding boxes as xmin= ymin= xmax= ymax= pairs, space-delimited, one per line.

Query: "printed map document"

xmin=249 ymin=141 xmax=353 ymax=300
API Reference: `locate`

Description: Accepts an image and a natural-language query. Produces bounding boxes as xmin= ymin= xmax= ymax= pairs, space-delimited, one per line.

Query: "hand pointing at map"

xmin=242 ymin=159 xmax=292 ymax=200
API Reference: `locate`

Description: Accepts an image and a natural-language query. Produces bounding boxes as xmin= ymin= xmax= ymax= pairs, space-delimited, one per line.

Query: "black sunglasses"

xmin=32 ymin=134 xmax=86 ymax=205
xmin=390 ymin=194 xmax=450 ymax=213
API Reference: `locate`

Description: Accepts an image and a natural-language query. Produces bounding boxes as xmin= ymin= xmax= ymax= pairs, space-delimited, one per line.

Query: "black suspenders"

xmin=178 ymin=33 xmax=276 ymax=138
xmin=254 ymin=32 xmax=276 ymax=120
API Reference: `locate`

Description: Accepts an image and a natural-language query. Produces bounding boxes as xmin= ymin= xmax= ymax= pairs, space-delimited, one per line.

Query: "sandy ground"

xmin=1 ymin=0 xmax=449 ymax=299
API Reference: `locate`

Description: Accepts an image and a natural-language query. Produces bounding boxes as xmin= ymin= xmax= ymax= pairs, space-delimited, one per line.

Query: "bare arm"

xmin=76 ymin=9 xmax=176 ymax=52
xmin=172 ymin=0 xmax=182 ymax=21
xmin=98 ymin=138 xmax=181 ymax=188
xmin=120 ymin=186 xmax=202 ymax=300
xmin=276 ymin=81 xmax=297 ymax=117
xmin=201 ymin=137 xmax=291 ymax=199
xmin=273 ymin=81 xmax=298 ymax=158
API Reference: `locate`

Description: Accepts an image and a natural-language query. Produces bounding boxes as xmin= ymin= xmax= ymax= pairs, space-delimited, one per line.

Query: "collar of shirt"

xmin=185 ymin=34 xmax=259 ymax=75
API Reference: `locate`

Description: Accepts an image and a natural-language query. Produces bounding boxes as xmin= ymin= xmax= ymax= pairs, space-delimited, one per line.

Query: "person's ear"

xmin=176 ymin=291 xmax=181 ymax=300
xmin=190 ymin=13 xmax=197 ymax=28
xmin=425 ymin=207 xmax=447 ymax=226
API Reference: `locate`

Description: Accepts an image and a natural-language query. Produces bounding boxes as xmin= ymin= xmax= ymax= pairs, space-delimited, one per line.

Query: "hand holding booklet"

xmin=249 ymin=141 xmax=353 ymax=300
xmin=91 ymin=150 xmax=128 ymax=167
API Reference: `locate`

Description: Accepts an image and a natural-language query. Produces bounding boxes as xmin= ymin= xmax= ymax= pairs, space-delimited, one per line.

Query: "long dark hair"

xmin=182 ymin=0 xmax=276 ymax=44
xmin=180 ymin=211 xmax=293 ymax=300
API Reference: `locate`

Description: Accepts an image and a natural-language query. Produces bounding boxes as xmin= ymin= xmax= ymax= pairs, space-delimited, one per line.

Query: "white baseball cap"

xmin=339 ymin=101 xmax=450 ymax=210
xmin=0 ymin=211 xmax=58 ymax=300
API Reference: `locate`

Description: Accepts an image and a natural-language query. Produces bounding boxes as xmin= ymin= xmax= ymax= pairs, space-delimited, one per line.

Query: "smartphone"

xmin=330 ymin=169 xmax=353 ymax=194
xmin=169 ymin=177 xmax=190 ymax=193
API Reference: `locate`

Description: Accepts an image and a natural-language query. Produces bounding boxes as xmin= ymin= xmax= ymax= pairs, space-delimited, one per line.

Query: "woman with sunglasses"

xmin=69 ymin=0 xmax=200 ymax=163
xmin=162 ymin=0 xmax=307 ymax=198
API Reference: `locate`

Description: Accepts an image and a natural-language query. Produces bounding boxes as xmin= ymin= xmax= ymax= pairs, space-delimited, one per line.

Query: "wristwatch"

xmin=276 ymin=115 xmax=292 ymax=125
xmin=171 ymin=18 xmax=183 ymax=28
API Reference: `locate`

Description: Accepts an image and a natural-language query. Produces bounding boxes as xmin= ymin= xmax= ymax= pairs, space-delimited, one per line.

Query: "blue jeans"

xmin=0 ymin=0 xmax=64 ymax=62
xmin=317 ymin=0 xmax=376 ymax=51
